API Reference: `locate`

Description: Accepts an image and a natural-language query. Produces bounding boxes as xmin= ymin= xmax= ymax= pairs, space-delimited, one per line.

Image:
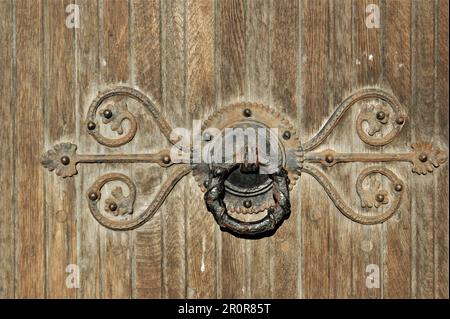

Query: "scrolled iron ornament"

xmin=87 ymin=173 xmax=137 ymax=226
xmin=85 ymin=86 xmax=174 ymax=147
xmin=87 ymin=166 xmax=192 ymax=230
xmin=40 ymin=85 xmax=448 ymax=236
xmin=303 ymin=88 xmax=408 ymax=150
xmin=302 ymin=165 xmax=403 ymax=225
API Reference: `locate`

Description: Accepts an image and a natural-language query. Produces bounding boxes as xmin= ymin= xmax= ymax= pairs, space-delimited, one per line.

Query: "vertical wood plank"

xmin=351 ymin=0 xmax=382 ymax=299
xmin=411 ymin=0 xmax=435 ymax=299
xmin=435 ymin=0 xmax=449 ymax=299
xmin=77 ymin=0 xmax=101 ymax=299
xmin=246 ymin=0 xmax=271 ymax=299
xmin=161 ymin=0 xmax=186 ymax=298
xmin=100 ymin=0 xmax=132 ymax=298
xmin=45 ymin=0 xmax=77 ymax=298
xmin=14 ymin=0 xmax=45 ymax=298
xmin=270 ymin=0 xmax=300 ymax=299
xmin=383 ymin=0 xmax=412 ymax=298
xmin=216 ymin=0 xmax=247 ymax=298
xmin=130 ymin=0 xmax=164 ymax=299
xmin=300 ymin=0 xmax=330 ymax=298
xmin=328 ymin=0 xmax=353 ymax=298
xmin=3 ymin=0 xmax=445 ymax=300
xmin=102 ymin=0 xmax=129 ymax=83
xmin=0 ymin=0 xmax=14 ymax=299
xmin=185 ymin=0 xmax=216 ymax=299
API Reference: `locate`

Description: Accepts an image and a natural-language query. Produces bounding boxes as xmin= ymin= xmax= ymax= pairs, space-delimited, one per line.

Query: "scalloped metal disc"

xmin=192 ymin=102 xmax=301 ymax=214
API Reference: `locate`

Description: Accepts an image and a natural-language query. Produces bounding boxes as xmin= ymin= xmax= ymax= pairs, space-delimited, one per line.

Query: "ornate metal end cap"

xmin=411 ymin=141 xmax=448 ymax=175
xmin=40 ymin=142 xmax=78 ymax=178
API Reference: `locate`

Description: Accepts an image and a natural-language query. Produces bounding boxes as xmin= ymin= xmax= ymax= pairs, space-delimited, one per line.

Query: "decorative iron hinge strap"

xmin=303 ymin=142 xmax=448 ymax=174
xmin=40 ymin=85 xmax=448 ymax=232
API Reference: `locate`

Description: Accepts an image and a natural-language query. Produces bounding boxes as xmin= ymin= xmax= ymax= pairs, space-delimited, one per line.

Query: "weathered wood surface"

xmin=77 ymin=0 xmax=101 ymax=299
xmin=383 ymin=0 xmax=412 ymax=298
xmin=14 ymin=0 xmax=46 ymax=298
xmin=131 ymin=0 xmax=164 ymax=299
xmin=0 ymin=0 xmax=447 ymax=299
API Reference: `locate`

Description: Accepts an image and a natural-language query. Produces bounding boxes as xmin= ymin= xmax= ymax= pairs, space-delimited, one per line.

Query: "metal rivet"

xmin=87 ymin=121 xmax=96 ymax=130
xmin=325 ymin=154 xmax=334 ymax=164
xmin=376 ymin=193 xmax=385 ymax=203
xmin=395 ymin=184 xmax=403 ymax=192
xmin=243 ymin=200 xmax=252 ymax=208
xmin=203 ymin=132 xmax=212 ymax=141
xmin=419 ymin=153 xmax=428 ymax=162
xmin=109 ymin=202 xmax=118 ymax=212
xmin=88 ymin=192 xmax=98 ymax=201
xmin=282 ymin=131 xmax=291 ymax=140
xmin=396 ymin=116 xmax=405 ymax=125
xmin=162 ymin=155 xmax=171 ymax=164
xmin=243 ymin=108 xmax=252 ymax=117
xmin=215 ymin=168 xmax=224 ymax=176
xmin=60 ymin=156 xmax=70 ymax=165
xmin=103 ymin=109 xmax=113 ymax=119
xmin=376 ymin=111 xmax=385 ymax=121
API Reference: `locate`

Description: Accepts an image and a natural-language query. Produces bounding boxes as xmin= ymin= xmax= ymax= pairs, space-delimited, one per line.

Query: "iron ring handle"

xmin=204 ymin=164 xmax=291 ymax=236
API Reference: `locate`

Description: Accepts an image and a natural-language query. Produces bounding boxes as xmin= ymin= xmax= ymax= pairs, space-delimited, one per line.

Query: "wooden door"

xmin=0 ymin=0 xmax=448 ymax=299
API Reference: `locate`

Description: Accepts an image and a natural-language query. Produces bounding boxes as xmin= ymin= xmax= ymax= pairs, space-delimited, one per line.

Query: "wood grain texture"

xmin=270 ymin=0 xmax=300 ymax=299
xmin=246 ymin=0 xmax=271 ymax=299
xmin=14 ymin=0 xmax=45 ymax=298
xmin=434 ymin=0 xmax=449 ymax=299
xmin=216 ymin=0 xmax=247 ymax=298
xmin=79 ymin=0 xmax=103 ymax=297
xmin=185 ymin=0 xmax=216 ymax=299
xmin=218 ymin=0 xmax=246 ymax=105
xmin=411 ymin=0 xmax=435 ymax=299
xmin=76 ymin=0 xmax=102 ymax=299
xmin=161 ymin=0 xmax=187 ymax=299
xmin=0 ymin=0 xmax=447 ymax=299
xmin=0 ymin=0 xmax=14 ymax=299
xmin=351 ymin=0 xmax=382 ymax=299
xmin=130 ymin=0 xmax=164 ymax=299
xmin=45 ymin=0 xmax=77 ymax=298
xmin=300 ymin=0 xmax=330 ymax=298
xmin=383 ymin=0 xmax=412 ymax=298
xmin=100 ymin=0 xmax=131 ymax=298
xmin=328 ymin=0 xmax=353 ymax=298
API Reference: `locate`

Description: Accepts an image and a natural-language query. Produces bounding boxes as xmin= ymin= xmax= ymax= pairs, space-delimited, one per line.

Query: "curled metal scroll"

xmin=85 ymin=86 xmax=174 ymax=147
xmin=303 ymin=88 xmax=408 ymax=151
xmin=302 ymin=165 xmax=404 ymax=224
xmin=296 ymin=88 xmax=447 ymax=225
xmin=41 ymin=86 xmax=190 ymax=232
xmin=87 ymin=165 xmax=191 ymax=230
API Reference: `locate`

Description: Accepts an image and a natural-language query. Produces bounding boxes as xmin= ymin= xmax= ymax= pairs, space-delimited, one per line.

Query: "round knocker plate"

xmin=192 ymin=102 xmax=301 ymax=217
xmin=192 ymin=102 xmax=300 ymax=236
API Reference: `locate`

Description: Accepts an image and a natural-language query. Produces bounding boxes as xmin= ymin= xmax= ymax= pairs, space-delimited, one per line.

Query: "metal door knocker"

xmin=205 ymin=164 xmax=290 ymax=236
xmin=41 ymin=86 xmax=448 ymax=237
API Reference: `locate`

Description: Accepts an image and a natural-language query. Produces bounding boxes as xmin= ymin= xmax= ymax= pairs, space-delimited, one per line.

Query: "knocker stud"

xmin=41 ymin=86 xmax=448 ymax=237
